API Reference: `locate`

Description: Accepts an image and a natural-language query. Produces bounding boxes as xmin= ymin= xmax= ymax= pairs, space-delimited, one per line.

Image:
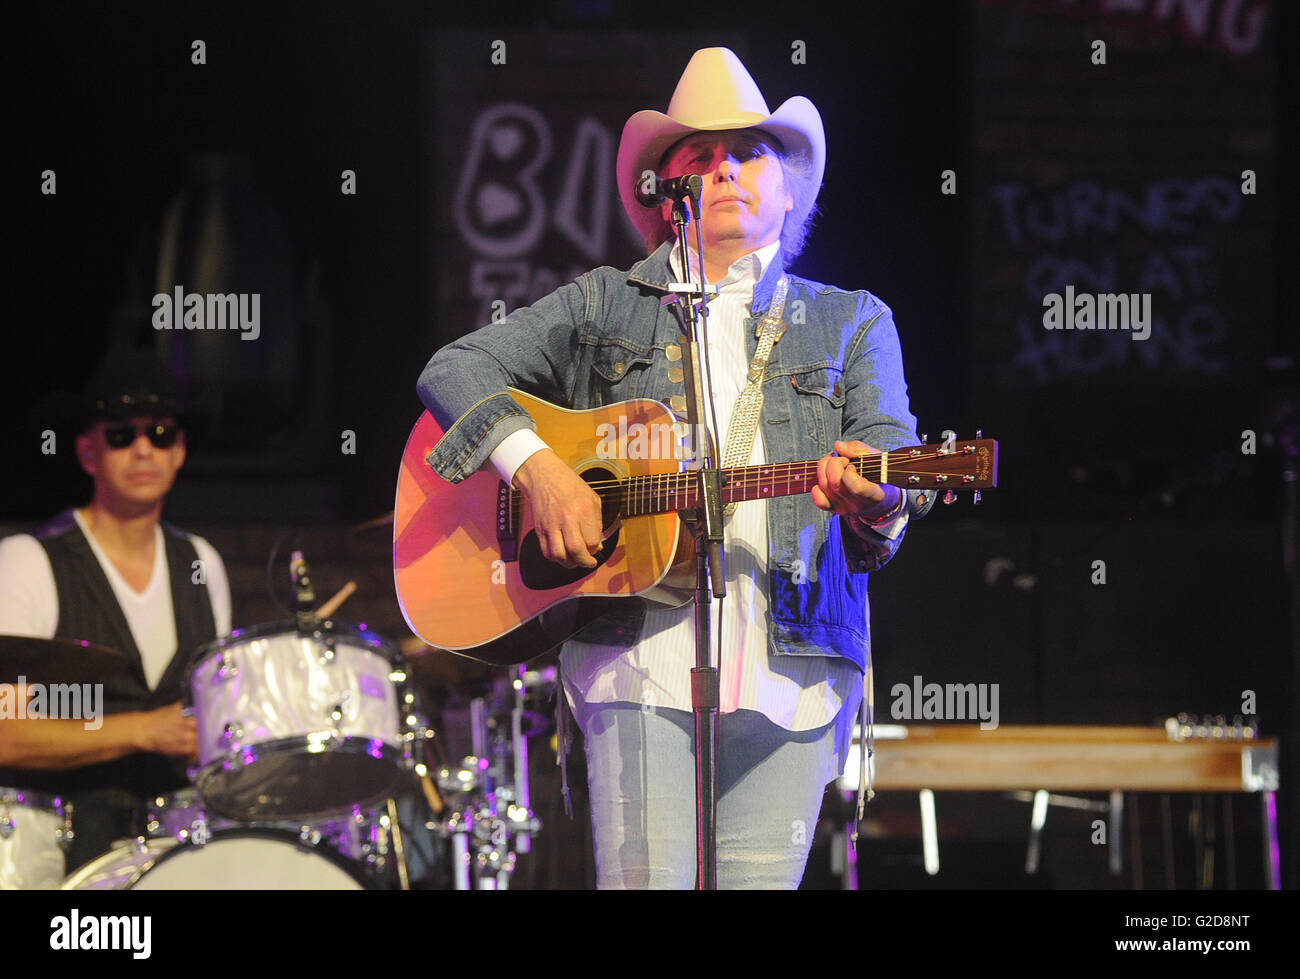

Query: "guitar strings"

xmin=574 ymin=448 xmax=965 ymax=495
xmin=559 ymin=449 xmax=981 ymax=514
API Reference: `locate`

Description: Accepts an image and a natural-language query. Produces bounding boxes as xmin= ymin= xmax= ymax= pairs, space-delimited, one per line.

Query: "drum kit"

xmin=0 ymin=580 xmax=557 ymax=890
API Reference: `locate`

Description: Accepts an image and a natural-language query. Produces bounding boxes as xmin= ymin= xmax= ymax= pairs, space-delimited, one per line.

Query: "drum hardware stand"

xmin=437 ymin=780 xmax=539 ymax=889
xmin=384 ymin=698 xmax=440 ymax=889
xmin=510 ymin=668 xmax=533 ymax=855
xmin=434 ymin=670 xmax=543 ymax=889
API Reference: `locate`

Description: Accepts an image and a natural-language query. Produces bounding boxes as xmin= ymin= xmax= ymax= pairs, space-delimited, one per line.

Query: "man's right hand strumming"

xmin=512 ymin=448 xmax=605 ymax=570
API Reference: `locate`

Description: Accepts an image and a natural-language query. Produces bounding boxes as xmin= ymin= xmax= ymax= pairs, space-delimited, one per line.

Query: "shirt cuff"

xmin=490 ymin=429 xmax=550 ymax=486
xmin=867 ymin=507 xmax=909 ymax=542
xmin=846 ymin=492 xmax=910 ymax=543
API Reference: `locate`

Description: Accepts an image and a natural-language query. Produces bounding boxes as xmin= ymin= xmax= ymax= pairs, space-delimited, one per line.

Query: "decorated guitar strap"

xmin=719 ymin=275 xmax=789 ymax=514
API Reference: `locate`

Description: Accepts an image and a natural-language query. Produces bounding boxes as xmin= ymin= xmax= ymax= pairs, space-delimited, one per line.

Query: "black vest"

xmin=0 ymin=509 xmax=218 ymax=868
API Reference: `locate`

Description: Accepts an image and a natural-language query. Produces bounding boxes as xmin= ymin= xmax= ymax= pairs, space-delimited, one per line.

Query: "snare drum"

xmin=62 ymin=831 xmax=368 ymax=890
xmin=188 ymin=622 xmax=416 ymax=820
xmin=0 ymin=788 xmax=73 ymax=889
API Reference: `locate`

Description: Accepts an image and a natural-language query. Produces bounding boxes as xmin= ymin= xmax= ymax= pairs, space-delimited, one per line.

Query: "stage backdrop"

xmin=971 ymin=0 xmax=1275 ymax=390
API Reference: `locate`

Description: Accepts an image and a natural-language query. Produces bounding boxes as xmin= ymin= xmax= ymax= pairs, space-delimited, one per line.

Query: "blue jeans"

xmin=580 ymin=702 xmax=841 ymax=889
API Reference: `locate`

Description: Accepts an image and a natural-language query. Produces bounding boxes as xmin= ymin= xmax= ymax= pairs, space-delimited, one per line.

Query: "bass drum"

xmin=142 ymin=789 xmax=398 ymax=882
xmin=62 ymin=831 xmax=368 ymax=890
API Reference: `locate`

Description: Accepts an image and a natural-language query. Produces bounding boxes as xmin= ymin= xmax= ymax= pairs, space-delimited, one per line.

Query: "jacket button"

xmin=614 ymin=362 xmax=626 ymax=374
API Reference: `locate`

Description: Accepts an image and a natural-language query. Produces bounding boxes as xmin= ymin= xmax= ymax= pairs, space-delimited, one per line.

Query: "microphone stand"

xmin=666 ymin=188 xmax=727 ymax=889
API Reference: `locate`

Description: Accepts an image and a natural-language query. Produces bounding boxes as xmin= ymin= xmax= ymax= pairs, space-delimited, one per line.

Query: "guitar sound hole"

xmin=518 ymin=466 xmax=622 ymax=590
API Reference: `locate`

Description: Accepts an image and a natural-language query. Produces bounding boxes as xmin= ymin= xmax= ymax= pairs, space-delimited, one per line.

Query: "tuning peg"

xmin=973 ymin=489 xmax=982 ymax=505
xmin=942 ymin=490 xmax=956 ymax=505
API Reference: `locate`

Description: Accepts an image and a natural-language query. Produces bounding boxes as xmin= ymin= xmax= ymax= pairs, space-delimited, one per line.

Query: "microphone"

xmin=636 ymin=173 xmax=703 ymax=207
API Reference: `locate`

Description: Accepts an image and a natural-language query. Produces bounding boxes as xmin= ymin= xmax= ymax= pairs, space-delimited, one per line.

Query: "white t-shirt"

xmin=0 ymin=511 xmax=232 ymax=690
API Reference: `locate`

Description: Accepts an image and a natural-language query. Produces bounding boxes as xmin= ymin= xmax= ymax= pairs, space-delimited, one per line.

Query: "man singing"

xmin=418 ymin=47 xmax=931 ymax=888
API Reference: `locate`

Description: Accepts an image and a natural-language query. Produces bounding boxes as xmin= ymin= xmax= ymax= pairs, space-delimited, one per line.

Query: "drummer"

xmin=0 ymin=348 xmax=232 ymax=875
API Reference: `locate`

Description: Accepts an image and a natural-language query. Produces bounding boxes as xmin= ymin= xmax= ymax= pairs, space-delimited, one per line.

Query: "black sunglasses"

xmin=102 ymin=421 xmax=181 ymax=450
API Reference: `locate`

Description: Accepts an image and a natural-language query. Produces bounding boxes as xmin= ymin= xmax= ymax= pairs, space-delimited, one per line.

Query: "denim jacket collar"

xmin=626 ymin=240 xmax=788 ymax=315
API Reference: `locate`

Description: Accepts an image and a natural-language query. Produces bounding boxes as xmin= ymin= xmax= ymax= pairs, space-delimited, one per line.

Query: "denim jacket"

xmin=416 ymin=242 xmax=933 ymax=673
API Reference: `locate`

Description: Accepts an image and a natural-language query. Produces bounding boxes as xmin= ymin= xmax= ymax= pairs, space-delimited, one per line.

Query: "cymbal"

xmin=0 ymin=635 xmax=133 ymax=687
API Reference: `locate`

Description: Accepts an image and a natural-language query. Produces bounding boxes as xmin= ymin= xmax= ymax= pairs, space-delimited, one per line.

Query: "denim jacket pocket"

xmin=589 ymin=340 xmax=655 ymax=383
xmin=586 ymin=339 xmax=657 ymax=405
xmin=787 ymin=364 xmax=846 ymax=454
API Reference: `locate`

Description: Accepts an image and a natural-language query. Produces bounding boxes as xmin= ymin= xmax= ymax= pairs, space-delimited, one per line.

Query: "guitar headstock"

xmin=871 ymin=434 xmax=999 ymax=503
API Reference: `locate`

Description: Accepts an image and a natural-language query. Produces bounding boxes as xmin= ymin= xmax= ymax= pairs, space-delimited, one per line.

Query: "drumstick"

xmin=314 ymin=581 xmax=357 ymax=619
xmin=351 ymin=511 xmax=394 ymax=533
xmin=399 ymin=635 xmax=429 ymax=657
xmin=386 ymin=798 xmax=410 ymax=891
xmin=420 ymin=771 xmax=445 ymax=816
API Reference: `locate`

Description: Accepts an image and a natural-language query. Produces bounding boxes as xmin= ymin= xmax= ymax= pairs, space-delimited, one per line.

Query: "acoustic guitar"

xmin=394 ymin=389 xmax=997 ymax=665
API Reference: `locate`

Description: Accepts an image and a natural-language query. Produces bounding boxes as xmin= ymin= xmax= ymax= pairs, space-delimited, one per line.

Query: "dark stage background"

xmin=4 ymin=0 xmax=1296 ymax=891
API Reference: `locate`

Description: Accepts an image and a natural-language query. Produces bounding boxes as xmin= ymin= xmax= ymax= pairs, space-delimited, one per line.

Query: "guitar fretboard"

xmin=581 ymin=448 xmax=985 ymax=516
xmin=619 ymin=459 xmax=825 ymax=515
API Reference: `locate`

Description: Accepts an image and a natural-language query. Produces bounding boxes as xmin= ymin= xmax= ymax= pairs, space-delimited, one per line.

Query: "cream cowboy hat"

xmin=616 ymin=47 xmax=826 ymax=247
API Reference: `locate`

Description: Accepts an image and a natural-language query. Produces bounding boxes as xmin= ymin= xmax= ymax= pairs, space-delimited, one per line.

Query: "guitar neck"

xmin=619 ymin=440 xmax=998 ymax=517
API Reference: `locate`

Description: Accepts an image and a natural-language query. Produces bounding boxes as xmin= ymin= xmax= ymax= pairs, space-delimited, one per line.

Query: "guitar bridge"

xmin=496 ymin=481 xmax=520 ymax=563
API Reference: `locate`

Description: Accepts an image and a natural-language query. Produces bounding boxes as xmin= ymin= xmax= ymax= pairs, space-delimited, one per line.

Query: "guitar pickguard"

xmin=518 ymin=530 xmax=620 ymax=589
xmin=515 ymin=464 xmax=624 ymax=589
